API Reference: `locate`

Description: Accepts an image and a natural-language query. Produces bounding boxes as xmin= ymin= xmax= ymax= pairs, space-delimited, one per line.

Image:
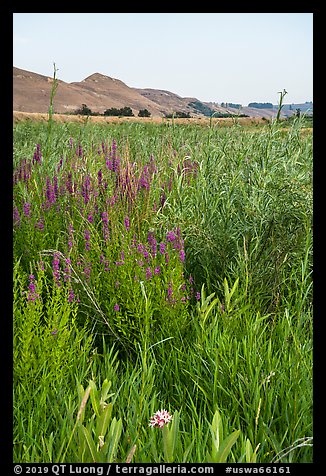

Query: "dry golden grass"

xmin=13 ymin=111 xmax=312 ymax=136
xmin=13 ymin=111 xmax=267 ymax=127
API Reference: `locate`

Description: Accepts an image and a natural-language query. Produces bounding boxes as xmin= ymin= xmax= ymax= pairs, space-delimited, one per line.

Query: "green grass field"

xmin=13 ymin=116 xmax=313 ymax=463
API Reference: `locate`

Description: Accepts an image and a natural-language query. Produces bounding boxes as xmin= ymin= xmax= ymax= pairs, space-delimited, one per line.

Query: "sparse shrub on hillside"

xmin=188 ymin=100 xmax=214 ymax=116
xmin=248 ymin=102 xmax=274 ymax=109
xmin=164 ymin=111 xmax=191 ymax=118
xmin=104 ymin=106 xmax=134 ymax=117
xmin=74 ymin=104 xmax=93 ymax=115
xmin=138 ymin=109 xmax=151 ymax=117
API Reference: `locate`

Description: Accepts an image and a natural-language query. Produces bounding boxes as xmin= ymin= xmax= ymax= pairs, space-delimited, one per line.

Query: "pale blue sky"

xmin=13 ymin=13 xmax=313 ymax=106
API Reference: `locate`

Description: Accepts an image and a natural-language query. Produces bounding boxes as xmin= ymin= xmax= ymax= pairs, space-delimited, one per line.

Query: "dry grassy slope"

xmin=13 ymin=67 xmax=168 ymax=116
xmin=13 ymin=67 xmax=107 ymax=114
xmin=135 ymin=88 xmax=204 ymax=116
xmin=70 ymin=73 xmax=168 ymax=116
xmin=13 ymin=66 xmax=289 ymax=118
xmin=13 ymin=67 xmax=248 ymax=117
xmin=136 ymin=89 xmax=288 ymax=118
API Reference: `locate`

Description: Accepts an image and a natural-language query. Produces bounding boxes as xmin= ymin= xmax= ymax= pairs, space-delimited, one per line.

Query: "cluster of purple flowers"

xmin=13 ymin=206 xmax=20 ymax=226
xmin=81 ymin=175 xmax=91 ymax=205
xmin=13 ymin=158 xmax=32 ymax=185
xmin=52 ymin=253 xmax=61 ymax=286
xmin=124 ymin=215 xmax=130 ymax=231
xmin=100 ymin=254 xmax=111 ymax=272
xmin=84 ymin=229 xmax=91 ymax=251
xmin=106 ymin=139 xmax=120 ymax=173
xmin=115 ymin=251 xmax=125 ymax=267
xmin=68 ymin=288 xmax=75 ymax=302
xmin=147 ymin=231 xmax=157 ymax=257
xmin=27 ymin=274 xmax=40 ymax=301
xmin=14 ymin=139 xmax=180 ymax=231
xmin=57 ymin=156 xmax=64 ymax=173
xmin=177 ymin=156 xmax=199 ymax=180
xmin=45 ymin=177 xmax=57 ymax=206
xmin=15 ymin=137 xmax=203 ymax=310
xmin=83 ymin=262 xmax=92 ymax=282
xmin=101 ymin=212 xmax=110 ymax=241
xmin=63 ymin=258 xmax=72 ymax=282
xmin=23 ymin=202 xmax=31 ymax=218
xmin=32 ymin=144 xmax=42 ymax=164
xmin=76 ymin=142 xmax=83 ymax=158
xmin=13 ymin=144 xmax=42 ymax=187
xmin=34 ymin=219 xmax=44 ymax=230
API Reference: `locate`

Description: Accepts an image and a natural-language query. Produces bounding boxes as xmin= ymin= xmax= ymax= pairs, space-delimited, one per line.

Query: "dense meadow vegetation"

xmin=13 ymin=116 xmax=313 ymax=463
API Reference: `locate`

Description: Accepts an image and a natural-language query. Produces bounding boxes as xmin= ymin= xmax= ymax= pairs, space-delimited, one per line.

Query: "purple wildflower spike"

xmin=68 ymin=288 xmax=75 ymax=302
xmin=148 ymin=231 xmax=157 ymax=257
xmin=13 ymin=206 xmax=20 ymax=226
xmin=146 ymin=267 xmax=152 ymax=280
xmin=84 ymin=229 xmax=91 ymax=250
xmin=23 ymin=202 xmax=31 ymax=218
xmin=27 ymin=274 xmax=40 ymax=301
xmin=124 ymin=215 xmax=130 ymax=231
xmin=101 ymin=211 xmax=110 ymax=241
xmin=98 ymin=169 xmax=103 ymax=188
xmin=166 ymin=231 xmax=176 ymax=242
xmin=32 ymin=144 xmax=42 ymax=164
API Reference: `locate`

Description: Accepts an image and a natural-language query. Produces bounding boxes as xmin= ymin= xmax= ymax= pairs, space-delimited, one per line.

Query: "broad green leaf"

xmin=162 ymin=411 xmax=179 ymax=463
xmin=202 ymin=297 xmax=220 ymax=325
xmin=182 ymin=440 xmax=194 ymax=463
xmin=106 ymin=418 xmax=122 ymax=463
xmin=210 ymin=410 xmax=223 ymax=452
xmin=95 ymin=402 xmax=113 ymax=440
xmin=229 ymin=277 xmax=239 ymax=300
xmin=246 ymin=438 xmax=254 ymax=462
xmin=89 ymin=380 xmax=100 ymax=417
xmin=216 ymin=430 xmax=241 ymax=463
xmin=224 ymin=278 xmax=230 ymax=308
xmin=81 ymin=425 xmax=98 ymax=463
xmin=101 ymin=379 xmax=112 ymax=401
xmin=245 ymin=439 xmax=259 ymax=463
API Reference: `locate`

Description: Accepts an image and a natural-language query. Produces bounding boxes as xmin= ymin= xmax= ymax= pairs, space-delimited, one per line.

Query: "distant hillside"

xmin=13 ymin=67 xmax=165 ymax=116
xmin=277 ymin=102 xmax=313 ymax=115
xmin=206 ymin=101 xmax=313 ymax=119
xmin=13 ymin=67 xmax=313 ymax=119
xmin=134 ymin=88 xmax=216 ymax=117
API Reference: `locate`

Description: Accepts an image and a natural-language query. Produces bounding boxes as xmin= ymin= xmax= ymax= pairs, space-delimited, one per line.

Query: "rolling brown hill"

xmin=13 ymin=66 xmax=240 ymax=118
xmin=13 ymin=67 xmax=166 ymax=116
xmin=14 ymin=66 xmax=297 ymax=118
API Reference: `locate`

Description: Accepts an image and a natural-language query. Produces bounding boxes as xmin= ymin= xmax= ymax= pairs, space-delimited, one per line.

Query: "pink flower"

xmin=149 ymin=409 xmax=173 ymax=428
